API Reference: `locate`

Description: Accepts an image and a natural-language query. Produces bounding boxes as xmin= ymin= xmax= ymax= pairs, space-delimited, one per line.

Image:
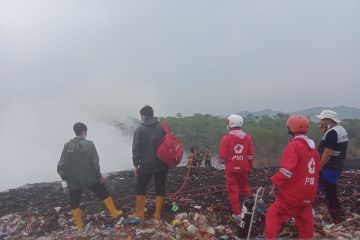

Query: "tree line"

xmin=161 ymin=113 xmax=360 ymax=168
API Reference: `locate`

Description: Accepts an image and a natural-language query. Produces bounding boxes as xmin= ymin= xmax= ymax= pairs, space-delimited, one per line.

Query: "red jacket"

xmin=219 ymin=129 xmax=254 ymax=174
xmin=272 ymin=135 xmax=320 ymax=207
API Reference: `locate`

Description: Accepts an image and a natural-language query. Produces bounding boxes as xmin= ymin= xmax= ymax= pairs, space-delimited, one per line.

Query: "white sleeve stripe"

xmin=279 ymin=168 xmax=292 ymax=178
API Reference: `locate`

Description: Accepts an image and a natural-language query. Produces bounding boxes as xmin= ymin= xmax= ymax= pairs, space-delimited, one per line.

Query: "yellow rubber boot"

xmin=103 ymin=197 xmax=123 ymax=218
xmin=71 ymin=208 xmax=84 ymax=230
xmin=153 ymin=196 xmax=165 ymax=221
xmin=128 ymin=195 xmax=146 ymax=219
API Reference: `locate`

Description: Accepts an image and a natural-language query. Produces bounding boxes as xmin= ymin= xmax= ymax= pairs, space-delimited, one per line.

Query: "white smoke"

xmin=0 ymin=79 xmax=164 ymax=191
xmin=1 ymin=0 xmax=359 ymax=191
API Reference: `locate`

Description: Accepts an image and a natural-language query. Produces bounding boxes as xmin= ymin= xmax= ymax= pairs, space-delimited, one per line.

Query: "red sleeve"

xmin=218 ymin=136 xmax=228 ymax=163
xmin=247 ymin=135 xmax=255 ymax=168
xmin=271 ymin=141 xmax=298 ymax=186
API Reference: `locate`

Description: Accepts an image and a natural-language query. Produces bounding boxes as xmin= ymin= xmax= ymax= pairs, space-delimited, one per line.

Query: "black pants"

xmin=319 ymin=173 xmax=341 ymax=210
xmin=205 ymin=160 xmax=212 ymax=167
xmin=136 ymin=170 xmax=168 ymax=196
xmin=70 ymin=183 xmax=110 ymax=209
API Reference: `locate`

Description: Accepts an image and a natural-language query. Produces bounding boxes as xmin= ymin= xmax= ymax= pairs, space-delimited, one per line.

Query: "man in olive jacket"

xmin=128 ymin=105 xmax=168 ymax=221
xmin=57 ymin=122 xmax=122 ymax=230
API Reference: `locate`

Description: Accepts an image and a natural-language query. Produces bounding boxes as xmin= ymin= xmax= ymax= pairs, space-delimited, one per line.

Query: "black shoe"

xmin=329 ymin=208 xmax=344 ymax=224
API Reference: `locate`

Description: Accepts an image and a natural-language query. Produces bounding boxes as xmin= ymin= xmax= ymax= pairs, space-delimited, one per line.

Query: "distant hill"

xmin=239 ymin=106 xmax=360 ymax=120
xmin=238 ymin=109 xmax=280 ymax=118
xmin=292 ymin=106 xmax=360 ymax=121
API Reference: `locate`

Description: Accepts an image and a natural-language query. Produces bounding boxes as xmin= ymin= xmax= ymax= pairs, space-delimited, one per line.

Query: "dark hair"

xmin=73 ymin=122 xmax=87 ymax=136
xmin=140 ymin=105 xmax=154 ymax=118
xmin=190 ymin=147 xmax=195 ymax=153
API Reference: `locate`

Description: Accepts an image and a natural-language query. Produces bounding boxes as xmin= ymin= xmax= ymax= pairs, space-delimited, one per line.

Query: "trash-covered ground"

xmin=0 ymin=167 xmax=359 ymax=239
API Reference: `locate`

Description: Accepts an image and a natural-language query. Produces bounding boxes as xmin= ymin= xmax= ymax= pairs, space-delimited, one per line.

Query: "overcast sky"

xmin=0 ymin=0 xmax=359 ymax=190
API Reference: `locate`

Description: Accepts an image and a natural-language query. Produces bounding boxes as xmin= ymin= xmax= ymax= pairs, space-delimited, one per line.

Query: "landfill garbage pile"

xmin=0 ymin=167 xmax=359 ymax=239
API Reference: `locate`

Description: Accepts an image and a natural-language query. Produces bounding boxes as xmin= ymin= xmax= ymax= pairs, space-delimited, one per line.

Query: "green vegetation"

xmin=161 ymin=113 xmax=360 ymax=167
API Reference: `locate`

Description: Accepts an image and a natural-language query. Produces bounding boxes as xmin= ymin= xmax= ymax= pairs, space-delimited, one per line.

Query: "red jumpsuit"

xmin=219 ymin=128 xmax=254 ymax=215
xmin=265 ymin=135 xmax=320 ymax=239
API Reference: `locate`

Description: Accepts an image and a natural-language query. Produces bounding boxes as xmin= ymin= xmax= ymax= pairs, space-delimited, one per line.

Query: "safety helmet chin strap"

xmin=228 ymin=126 xmax=241 ymax=131
xmin=225 ymin=119 xmax=230 ymax=131
xmin=288 ymin=128 xmax=306 ymax=137
xmin=287 ymin=127 xmax=295 ymax=137
xmin=287 ymin=127 xmax=305 ymax=137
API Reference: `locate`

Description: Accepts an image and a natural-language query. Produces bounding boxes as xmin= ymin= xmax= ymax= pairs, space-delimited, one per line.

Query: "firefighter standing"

xmin=218 ymin=114 xmax=255 ymax=221
xmin=317 ymin=110 xmax=348 ymax=223
xmin=57 ymin=122 xmax=122 ymax=230
xmin=265 ymin=115 xmax=320 ymax=238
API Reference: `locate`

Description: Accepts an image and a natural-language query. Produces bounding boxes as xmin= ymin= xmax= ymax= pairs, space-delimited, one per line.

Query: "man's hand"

xmin=271 ymin=184 xmax=279 ymax=196
xmin=320 ymin=148 xmax=333 ymax=168
xmin=133 ymin=166 xmax=139 ymax=177
xmin=61 ymin=181 xmax=69 ymax=194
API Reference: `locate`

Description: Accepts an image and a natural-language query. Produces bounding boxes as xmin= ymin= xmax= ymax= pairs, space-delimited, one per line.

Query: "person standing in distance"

xmin=204 ymin=146 xmax=212 ymax=168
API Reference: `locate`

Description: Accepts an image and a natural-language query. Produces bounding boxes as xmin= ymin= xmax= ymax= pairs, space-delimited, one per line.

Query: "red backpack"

xmin=156 ymin=121 xmax=183 ymax=168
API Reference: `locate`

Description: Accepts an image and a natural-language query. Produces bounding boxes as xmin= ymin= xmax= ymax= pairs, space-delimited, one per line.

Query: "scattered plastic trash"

xmin=171 ymin=202 xmax=179 ymax=212
xmin=127 ymin=217 xmax=140 ymax=225
xmin=0 ymin=167 xmax=358 ymax=239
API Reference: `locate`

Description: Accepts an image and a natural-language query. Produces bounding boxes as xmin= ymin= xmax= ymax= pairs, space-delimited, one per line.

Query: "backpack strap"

xmin=160 ymin=121 xmax=169 ymax=133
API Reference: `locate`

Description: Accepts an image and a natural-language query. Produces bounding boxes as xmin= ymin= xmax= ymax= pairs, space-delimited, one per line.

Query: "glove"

xmin=133 ymin=166 xmax=139 ymax=177
xmin=99 ymin=176 xmax=105 ymax=184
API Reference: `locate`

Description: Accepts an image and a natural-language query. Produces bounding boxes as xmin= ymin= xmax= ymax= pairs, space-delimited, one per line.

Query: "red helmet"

xmin=286 ymin=115 xmax=309 ymax=134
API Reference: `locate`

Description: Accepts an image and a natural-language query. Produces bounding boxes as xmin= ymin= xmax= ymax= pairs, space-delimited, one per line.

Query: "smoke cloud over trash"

xmin=0 ymin=78 xmax=162 ymax=191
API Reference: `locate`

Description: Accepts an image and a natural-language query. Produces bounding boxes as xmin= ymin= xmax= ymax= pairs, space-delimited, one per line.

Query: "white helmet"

xmin=227 ymin=114 xmax=243 ymax=128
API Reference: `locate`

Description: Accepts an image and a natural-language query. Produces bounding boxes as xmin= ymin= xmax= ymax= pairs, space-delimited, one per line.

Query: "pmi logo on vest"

xmin=305 ymin=158 xmax=316 ymax=186
xmin=232 ymin=144 xmax=244 ymax=161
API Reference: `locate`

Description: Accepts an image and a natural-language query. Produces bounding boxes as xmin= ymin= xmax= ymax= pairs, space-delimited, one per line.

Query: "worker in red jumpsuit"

xmin=265 ymin=115 xmax=320 ymax=239
xmin=219 ymin=114 xmax=255 ymax=221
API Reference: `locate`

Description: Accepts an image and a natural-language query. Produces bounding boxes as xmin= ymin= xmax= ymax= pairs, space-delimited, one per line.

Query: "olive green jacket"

xmin=57 ymin=138 xmax=101 ymax=191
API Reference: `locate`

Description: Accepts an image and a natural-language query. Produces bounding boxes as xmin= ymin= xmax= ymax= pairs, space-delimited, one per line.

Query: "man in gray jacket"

xmin=57 ymin=122 xmax=122 ymax=230
xmin=128 ymin=105 xmax=168 ymax=221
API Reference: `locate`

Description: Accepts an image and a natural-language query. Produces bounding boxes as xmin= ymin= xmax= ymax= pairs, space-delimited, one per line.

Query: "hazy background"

xmin=0 ymin=0 xmax=359 ymax=191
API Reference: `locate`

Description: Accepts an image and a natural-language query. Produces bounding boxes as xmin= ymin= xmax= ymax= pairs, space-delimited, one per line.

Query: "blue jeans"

xmin=319 ymin=168 xmax=341 ymax=209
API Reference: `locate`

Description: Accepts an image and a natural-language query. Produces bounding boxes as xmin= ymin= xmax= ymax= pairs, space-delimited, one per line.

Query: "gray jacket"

xmin=57 ymin=138 xmax=101 ymax=191
xmin=132 ymin=117 xmax=168 ymax=173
